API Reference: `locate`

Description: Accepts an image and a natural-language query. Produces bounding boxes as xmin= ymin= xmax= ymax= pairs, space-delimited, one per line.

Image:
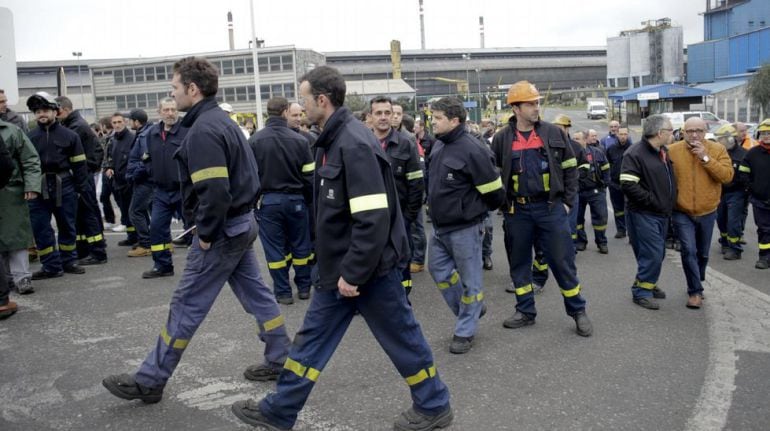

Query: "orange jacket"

xmin=742 ymin=136 xmax=757 ymax=150
xmin=668 ymin=139 xmax=734 ymax=216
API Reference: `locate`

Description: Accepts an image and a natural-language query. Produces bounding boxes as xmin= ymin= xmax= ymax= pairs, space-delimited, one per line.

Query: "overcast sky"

xmin=1 ymin=0 xmax=707 ymax=61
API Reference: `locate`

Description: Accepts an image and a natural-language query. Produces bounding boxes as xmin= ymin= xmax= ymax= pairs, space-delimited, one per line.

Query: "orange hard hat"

xmin=507 ymin=80 xmax=541 ymax=105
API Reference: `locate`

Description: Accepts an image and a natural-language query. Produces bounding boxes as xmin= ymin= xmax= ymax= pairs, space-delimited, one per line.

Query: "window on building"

xmin=114 ymin=69 xmax=124 ymax=84
xmin=116 ymin=95 xmax=126 ymax=109
xmin=270 ymin=56 xmax=281 ymax=72
xmin=147 ymin=92 xmax=158 ymax=108
xmin=145 ymin=67 xmax=155 ymax=82
xmin=258 ymin=57 xmax=269 ymax=73
xmin=124 ymin=68 xmax=134 ymax=84
xmin=260 ymin=84 xmax=270 ymax=99
xmin=137 ymin=93 xmax=147 ymax=108
xmin=281 ymin=55 xmax=293 ymax=71
xmin=246 ymin=58 xmax=254 ymax=73
xmin=246 ymin=86 xmax=255 ymax=101
xmin=271 ymin=83 xmax=282 ymax=97
xmin=156 ymin=66 xmax=166 ymax=81
xmin=166 ymin=65 xmax=173 ymax=78
xmin=224 ymin=87 xmax=236 ymax=101
xmin=126 ymin=94 xmax=137 ymax=108
xmin=236 ymin=86 xmax=248 ymax=101
xmin=222 ymin=60 xmax=233 ymax=75
xmin=216 ymin=88 xmax=224 ymax=103
xmin=158 ymin=92 xmax=169 ymax=102
xmin=283 ymin=82 xmax=295 ymax=98
xmin=234 ymin=59 xmax=245 ymax=74
xmin=135 ymin=68 xmax=145 ymax=83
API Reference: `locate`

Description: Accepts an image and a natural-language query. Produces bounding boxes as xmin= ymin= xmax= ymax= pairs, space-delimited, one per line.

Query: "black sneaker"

xmin=482 ymin=256 xmax=493 ymax=270
xmin=652 ymin=287 xmax=666 ymax=299
xmin=79 ymin=256 xmax=107 ymax=266
xmin=297 ymin=291 xmax=311 ymax=300
xmin=243 ymin=363 xmax=282 ymax=381
xmin=614 ymin=231 xmax=627 ymax=239
xmin=598 ymin=244 xmax=609 ymax=254
xmin=503 ymin=311 xmax=535 ymax=329
xmin=231 ymin=399 xmax=289 ymax=430
xmin=756 ymin=259 xmax=770 ymax=270
xmin=573 ymin=311 xmax=593 ymax=337
xmin=276 ymin=296 xmax=294 ymax=305
xmin=142 ymin=268 xmax=174 ymax=279
xmin=394 ymin=406 xmax=454 ymax=431
xmin=118 ymin=239 xmax=138 ymax=247
xmin=633 ymin=297 xmax=660 ymax=310
xmin=63 ymin=264 xmax=85 ymax=274
xmin=575 ymin=242 xmax=587 ymax=252
xmin=723 ymin=250 xmax=741 ymax=260
xmin=32 ymin=269 xmax=63 ymax=280
xmin=449 ymin=335 xmax=473 ymax=354
xmin=102 ymin=373 xmax=163 ymax=404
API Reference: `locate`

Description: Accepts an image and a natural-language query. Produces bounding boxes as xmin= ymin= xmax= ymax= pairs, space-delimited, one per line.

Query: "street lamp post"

xmin=249 ymin=0 xmax=264 ymax=129
xmin=475 ymin=68 xmax=482 ymax=118
xmin=461 ymin=54 xmax=470 ymax=98
xmin=72 ymin=51 xmax=85 ymax=109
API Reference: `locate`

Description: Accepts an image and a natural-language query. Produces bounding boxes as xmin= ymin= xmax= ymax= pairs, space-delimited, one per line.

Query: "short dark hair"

xmin=55 ymin=96 xmax=73 ymax=110
xmin=172 ymin=56 xmax=219 ymax=97
xmin=267 ymin=96 xmax=289 ymax=117
xmin=431 ymin=97 xmax=466 ymax=124
xmin=369 ymin=95 xmax=392 ymax=109
xmin=392 ymin=101 xmax=403 ymax=110
xmin=111 ymin=112 xmax=124 ymax=119
xmin=402 ymin=113 xmax=415 ymax=133
xmin=299 ymin=66 xmax=345 ymax=108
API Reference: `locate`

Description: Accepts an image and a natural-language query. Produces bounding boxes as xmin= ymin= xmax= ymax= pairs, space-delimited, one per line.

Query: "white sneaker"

xmin=111 ymin=224 xmax=127 ymax=232
xmin=103 ymin=222 xmax=115 ymax=229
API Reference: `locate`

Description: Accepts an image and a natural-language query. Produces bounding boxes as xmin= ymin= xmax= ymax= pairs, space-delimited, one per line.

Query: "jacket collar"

xmin=314 ymin=107 xmax=351 ymax=149
xmin=436 ymin=123 xmax=465 ymax=144
xmin=180 ymin=97 xmax=219 ymax=128
xmin=115 ymin=127 xmax=129 ymax=140
xmin=61 ymin=110 xmax=81 ymax=127
xmin=152 ymin=120 xmax=183 ymax=136
xmin=266 ymin=116 xmax=288 ymax=128
xmin=641 ymin=137 xmax=667 ymax=154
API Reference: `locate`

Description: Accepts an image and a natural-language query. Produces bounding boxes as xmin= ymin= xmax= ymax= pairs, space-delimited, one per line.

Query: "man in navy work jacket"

xmin=102 ymin=56 xmax=291 ymax=403
xmin=232 ymin=65 xmax=453 ymax=431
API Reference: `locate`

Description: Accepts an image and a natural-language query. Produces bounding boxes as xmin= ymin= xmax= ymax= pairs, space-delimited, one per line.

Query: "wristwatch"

xmin=701 ymin=155 xmax=710 ymax=163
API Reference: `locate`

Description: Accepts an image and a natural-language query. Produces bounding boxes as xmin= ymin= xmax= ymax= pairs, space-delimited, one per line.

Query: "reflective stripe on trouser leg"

xmin=52 ymin=178 xmax=79 ymax=267
xmin=753 ymin=204 xmax=770 ymax=258
xmin=76 ymin=175 xmax=107 ymax=260
xmin=503 ymin=209 xmax=537 ymax=317
xmin=429 ymin=223 xmax=485 ymax=337
xmin=150 ymin=189 xmax=179 ymax=271
xmin=258 ymin=202 xmax=293 ymax=299
xmin=627 ymin=210 xmax=667 ymax=299
xmin=532 ymin=232 xmax=550 ymax=286
xmin=576 ymin=194 xmax=589 ymax=245
xmin=285 ymin=197 xmax=313 ymax=293
xmin=609 ymin=186 xmax=626 ymax=233
xmin=532 ymin=201 xmax=586 ymax=315
xmin=587 ymin=192 xmax=609 ymax=245
xmin=724 ymin=192 xmax=745 ymax=252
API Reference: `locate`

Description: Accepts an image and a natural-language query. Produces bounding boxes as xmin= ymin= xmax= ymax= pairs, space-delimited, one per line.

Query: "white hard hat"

xmin=219 ymin=102 xmax=234 ymax=113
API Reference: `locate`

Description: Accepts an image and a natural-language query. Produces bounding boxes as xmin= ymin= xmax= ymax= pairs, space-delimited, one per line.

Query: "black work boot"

xmin=573 ymin=311 xmax=593 ymax=337
xmin=652 ymin=287 xmax=666 ymax=299
xmin=231 ymin=399 xmax=289 ymax=430
xmin=449 ymin=335 xmax=473 ymax=354
xmin=502 ymin=311 xmax=535 ymax=329
xmin=102 ymin=373 xmax=163 ymax=403
xmin=243 ymin=363 xmax=282 ymax=381
xmin=598 ymin=244 xmax=609 ymax=254
xmin=142 ymin=268 xmax=174 ymax=279
xmin=723 ymin=249 xmax=741 ymax=260
xmin=32 ymin=269 xmax=63 ymax=280
xmin=63 ymin=264 xmax=85 ymax=274
xmin=394 ymin=406 xmax=454 ymax=431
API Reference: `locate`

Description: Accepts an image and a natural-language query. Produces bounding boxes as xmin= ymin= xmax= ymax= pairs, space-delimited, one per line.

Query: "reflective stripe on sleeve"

xmin=738 ymin=165 xmax=751 ymax=173
xmin=349 ymin=193 xmax=388 ymax=214
xmin=302 ymin=162 xmax=316 ymax=173
xmin=406 ymin=170 xmax=424 ymax=180
xmin=619 ymin=173 xmax=640 ymax=183
xmin=601 ymin=163 xmax=610 ymax=171
xmin=69 ymin=153 xmax=86 ymax=163
xmin=561 ymin=158 xmax=577 ymax=169
xmin=190 ymin=166 xmax=229 ymax=183
xmin=475 ymin=177 xmax=503 ymax=194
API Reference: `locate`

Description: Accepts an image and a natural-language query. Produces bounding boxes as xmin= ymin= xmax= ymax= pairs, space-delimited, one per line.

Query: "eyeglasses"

xmin=659 ymin=128 xmax=673 ymax=132
xmin=684 ymin=129 xmax=705 ymax=134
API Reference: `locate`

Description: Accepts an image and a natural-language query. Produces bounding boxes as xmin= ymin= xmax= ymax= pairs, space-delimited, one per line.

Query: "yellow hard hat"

xmin=553 ymin=114 xmax=572 ymax=127
xmin=758 ymin=118 xmax=770 ymax=132
xmin=714 ymin=124 xmax=737 ymax=138
xmin=507 ymin=81 xmax=541 ymax=105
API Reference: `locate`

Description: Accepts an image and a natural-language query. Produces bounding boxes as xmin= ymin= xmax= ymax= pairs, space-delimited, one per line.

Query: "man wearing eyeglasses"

xmin=668 ymin=117 xmax=733 ymax=309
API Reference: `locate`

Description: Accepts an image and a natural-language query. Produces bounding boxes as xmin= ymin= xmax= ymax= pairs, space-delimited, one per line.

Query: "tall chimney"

xmin=479 ymin=16 xmax=485 ymax=48
xmin=390 ymin=40 xmax=402 ymax=79
xmin=419 ymin=0 xmax=426 ymax=50
xmin=227 ymin=11 xmax=235 ymax=50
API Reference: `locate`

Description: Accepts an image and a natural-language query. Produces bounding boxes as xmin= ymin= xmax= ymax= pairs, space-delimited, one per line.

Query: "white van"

xmin=586 ymin=102 xmax=608 ymax=120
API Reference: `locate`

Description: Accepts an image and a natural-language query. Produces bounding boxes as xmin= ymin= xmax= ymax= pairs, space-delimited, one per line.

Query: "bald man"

xmin=668 ymin=117 xmax=733 ymax=309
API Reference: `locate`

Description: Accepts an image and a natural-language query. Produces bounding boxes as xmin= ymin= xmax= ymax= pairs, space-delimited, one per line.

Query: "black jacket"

xmin=382 ymin=128 xmax=424 ymax=222
xmin=606 ymin=139 xmax=632 ymax=187
xmin=27 ymin=121 xmax=89 ymax=193
xmin=313 ymin=107 xmax=409 ymax=290
xmin=491 ymin=118 xmax=578 ymax=210
xmin=739 ymin=145 xmax=770 ymax=204
xmin=249 ymin=117 xmax=313 ymax=203
xmin=145 ymin=121 xmax=188 ymax=191
xmin=722 ymin=145 xmax=748 ymax=195
xmin=174 ymin=97 xmax=260 ymax=243
xmin=61 ymin=110 xmax=103 ymax=173
xmin=291 ymin=127 xmax=318 ymax=150
xmin=429 ymin=124 xmax=504 ymax=234
xmin=620 ymin=138 xmax=677 ymax=216
xmin=102 ymin=127 xmax=136 ymax=190
xmin=578 ymin=144 xmax=610 ymax=192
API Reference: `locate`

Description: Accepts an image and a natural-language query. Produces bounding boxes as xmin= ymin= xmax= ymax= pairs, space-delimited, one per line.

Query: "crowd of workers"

xmin=1 ymin=60 xmax=769 ymax=430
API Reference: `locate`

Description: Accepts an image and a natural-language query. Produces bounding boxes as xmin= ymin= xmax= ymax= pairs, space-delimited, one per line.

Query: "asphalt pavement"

xmin=1 ymin=111 xmax=768 ymax=430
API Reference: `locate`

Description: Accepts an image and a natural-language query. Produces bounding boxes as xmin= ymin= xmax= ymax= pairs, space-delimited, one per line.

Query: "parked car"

xmin=586 ymin=103 xmax=608 ymax=120
xmin=661 ymin=111 xmax=726 ymax=140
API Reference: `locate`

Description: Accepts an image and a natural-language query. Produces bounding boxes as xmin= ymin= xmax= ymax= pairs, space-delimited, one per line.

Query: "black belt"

xmin=513 ymin=194 xmax=549 ymax=204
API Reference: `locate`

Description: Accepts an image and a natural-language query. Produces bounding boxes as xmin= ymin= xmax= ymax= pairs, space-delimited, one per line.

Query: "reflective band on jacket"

xmin=263 ymin=315 xmax=285 ymax=332
xmin=437 ymin=271 xmax=460 ymax=289
xmin=476 ymin=177 xmax=503 ymax=194
xmin=561 ymin=284 xmax=581 ymax=297
xmin=515 ymin=284 xmax=533 ymax=296
xmin=405 ymin=365 xmax=436 ymax=386
xmin=512 ymin=175 xmax=519 ymax=192
xmin=349 ymin=193 xmax=388 ymax=214
xmin=542 ymin=173 xmax=551 ymax=192
xmin=406 ymin=170 xmax=424 ymax=180
xmin=38 ymin=246 xmax=55 ymax=256
xmin=292 ymin=253 xmax=314 ymax=266
xmin=302 ymin=162 xmax=316 ymax=173
xmin=161 ymin=327 xmax=189 ymax=349
xmin=461 ymin=292 xmax=484 ymax=304
xmin=402 ymin=279 xmax=412 ymax=288
xmin=191 ymin=166 xmax=229 ymax=183
xmin=619 ymin=173 xmax=640 ymax=183
xmin=738 ymin=165 xmax=751 ymax=173
xmin=578 ymin=163 xmax=591 ymax=170
xmin=561 ymin=158 xmax=577 ymax=169
xmin=151 ymin=243 xmax=173 ymax=252
xmin=601 ymin=163 xmax=610 ymax=171
xmin=69 ymin=153 xmax=86 ymax=163
xmin=59 ymin=243 xmax=76 ymax=251
xmin=284 ymin=357 xmax=320 ymax=382
xmin=126 ymin=226 xmax=136 ymax=232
